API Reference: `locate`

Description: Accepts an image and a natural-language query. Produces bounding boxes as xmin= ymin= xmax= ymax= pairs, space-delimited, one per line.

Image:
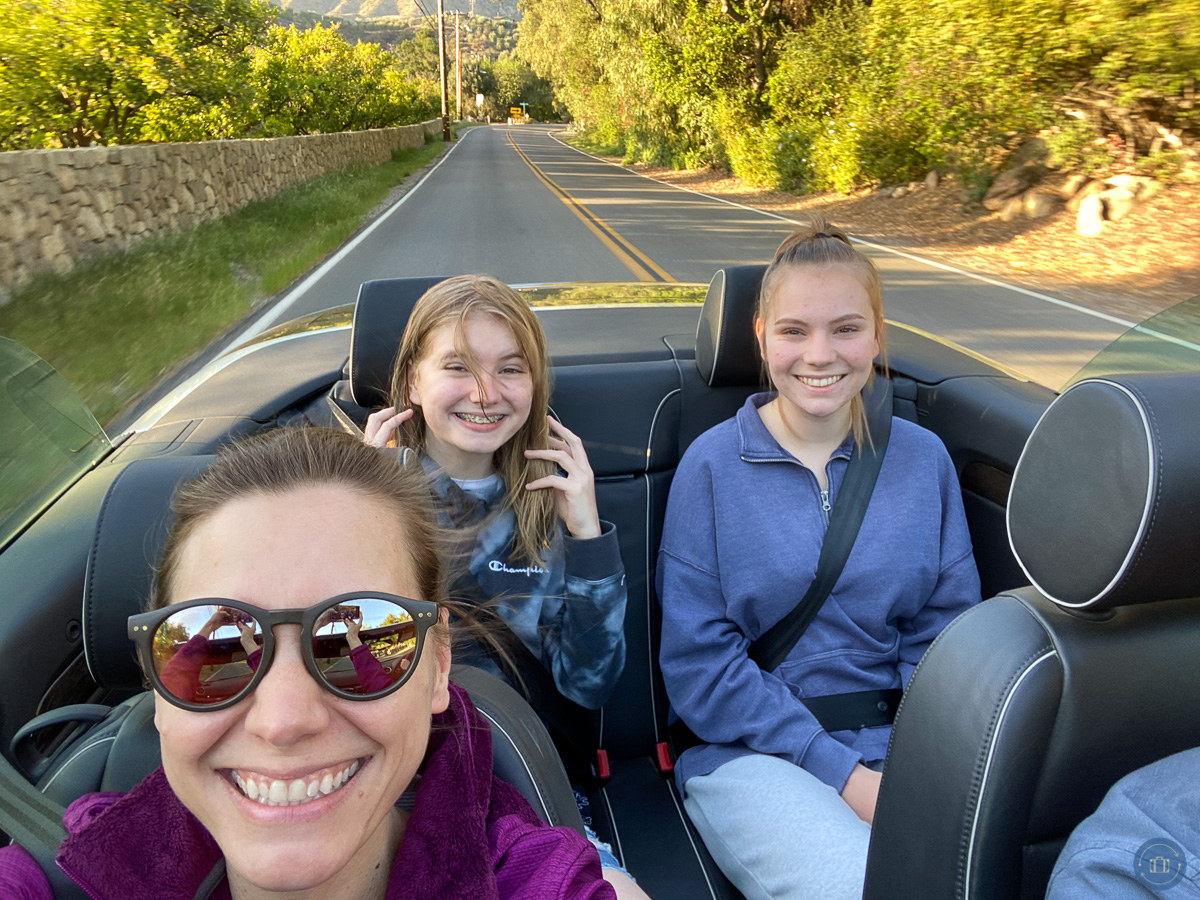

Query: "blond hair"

xmin=756 ymin=218 xmax=887 ymax=447
xmin=388 ymin=274 xmax=558 ymax=566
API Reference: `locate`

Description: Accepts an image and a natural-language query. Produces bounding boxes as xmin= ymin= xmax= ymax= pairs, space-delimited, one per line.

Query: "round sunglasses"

xmin=127 ymin=592 xmax=440 ymax=712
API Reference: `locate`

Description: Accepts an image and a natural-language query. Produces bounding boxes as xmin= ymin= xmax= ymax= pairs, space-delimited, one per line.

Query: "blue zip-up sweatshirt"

xmin=426 ymin=460 xmax=627 ymax=710
xmin=658 ymin=393 xmax=981 ymax=793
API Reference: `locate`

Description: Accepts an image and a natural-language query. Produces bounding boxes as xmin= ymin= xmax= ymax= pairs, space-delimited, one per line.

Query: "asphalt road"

xmin=234 ymin=123 xmax=1138 ymax=390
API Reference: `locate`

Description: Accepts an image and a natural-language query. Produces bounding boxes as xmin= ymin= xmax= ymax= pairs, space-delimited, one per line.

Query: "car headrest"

xmin=84 ymin=455 xmax=215 ymax=691
xmin=349 ymin=276 xmax=448 ymax=409
xmin=1007 ymin=373 xmax=1200 ymax=611
xmin=696 ymin=265 xmax=767 ymax=387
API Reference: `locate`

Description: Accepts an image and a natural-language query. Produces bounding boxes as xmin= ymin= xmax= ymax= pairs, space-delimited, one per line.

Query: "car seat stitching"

xmin=710 ymin=289 xmax=729 ymax=388
xmin=665 ymin=774 xmax=721 ymax=899
xmin=82 ymin=463 xmax=139 ymax=686
xmin=883 ymin=599 xmax=1002 ymax=763
xmin=645 ymin=388 xmax=681 ymax=474
xmin=599 ymin=783 xmax=625 ymax=865
xmin=476 ymin=708 xmax=552 ymax=823
xmin=40 ymin=735 xmax=117 ymax=793
xmin=642 ymin=473 xmax=660 ymax=743
xmin=1008 ymin=379 xmax=1157 ymax=609
xmin=963 ymin=648 xmax=1057 ymax=900
xmin=1119 ymin=381 xmax=1162 ymax=596
xmin=706 ymin=286 xmax=724 ymax=387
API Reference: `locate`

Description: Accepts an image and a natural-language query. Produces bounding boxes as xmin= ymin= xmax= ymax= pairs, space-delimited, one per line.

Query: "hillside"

xmin=269 ymin=0 xmax=518 ymax=18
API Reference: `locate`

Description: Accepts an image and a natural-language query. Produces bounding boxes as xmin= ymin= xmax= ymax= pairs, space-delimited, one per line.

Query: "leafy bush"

xmin=774 ymin=130 xmax=814 ymax=191
xmin=1137 ymin=147 xmax=1186 ymax=181
xmin=1045 ymin=117 xmax=1112 ymax=173
xmin=521 ymin=0 xmax=1199 ymax=193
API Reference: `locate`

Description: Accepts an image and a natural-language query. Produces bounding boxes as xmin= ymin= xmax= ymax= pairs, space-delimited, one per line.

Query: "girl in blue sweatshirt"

xmin=657 ymin=222 xmax=981 ymax=900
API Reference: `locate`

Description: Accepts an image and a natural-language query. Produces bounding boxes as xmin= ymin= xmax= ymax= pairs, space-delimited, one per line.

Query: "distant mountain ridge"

xmin=268 ymin=0 xmax=519 ymax=18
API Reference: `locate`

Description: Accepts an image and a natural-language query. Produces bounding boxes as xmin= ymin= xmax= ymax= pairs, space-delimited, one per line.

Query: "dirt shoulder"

xmin=624 ymin=162 xmax=1200 ymax=324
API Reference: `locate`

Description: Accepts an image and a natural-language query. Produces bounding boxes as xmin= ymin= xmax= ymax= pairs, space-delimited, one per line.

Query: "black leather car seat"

xmin=16 ymin=452 xmax=584 ymax=834
xmin=864 ymin=371 xmax=1200 ymax=900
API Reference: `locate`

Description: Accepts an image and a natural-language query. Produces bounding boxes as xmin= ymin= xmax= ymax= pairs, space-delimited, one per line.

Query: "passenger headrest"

xmin=1007 ymin=372 xmax=1200 ymax=611
xmin=349 ymin=276 xmax=448 ymax=409
xmin=84 ymin=455 xmax=214 ymax=691
xmin=696 ymin=265 xmax=766 ymax=387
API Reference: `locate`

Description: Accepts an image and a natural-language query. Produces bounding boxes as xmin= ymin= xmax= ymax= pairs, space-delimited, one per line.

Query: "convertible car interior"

xmin=2 ymin=267 xmax=1197 ymax=900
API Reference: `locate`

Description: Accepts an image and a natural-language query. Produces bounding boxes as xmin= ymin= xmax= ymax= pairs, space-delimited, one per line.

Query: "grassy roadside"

xmin=559 ymin=130 xmax=623 ymax=160
xmin=0 ymin=134 xmax=453 ymax=427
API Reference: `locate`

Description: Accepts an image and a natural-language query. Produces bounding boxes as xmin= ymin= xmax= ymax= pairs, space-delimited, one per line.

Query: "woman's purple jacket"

xmin=0 ymin=683 xmax=614 ymax=900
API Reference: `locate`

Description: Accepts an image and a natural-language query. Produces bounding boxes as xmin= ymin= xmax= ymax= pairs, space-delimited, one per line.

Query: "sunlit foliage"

xmin=519 ymin=0 xmax=1200 ymax=191
xmin=247 ymin=25 xmax=437 ymax=135
xmin=0 ymin=0 xmax=441 ymax=149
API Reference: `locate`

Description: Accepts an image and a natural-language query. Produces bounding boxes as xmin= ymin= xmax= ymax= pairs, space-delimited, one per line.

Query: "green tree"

xmin=246 ymin=24 xmax=437 ymax=136
xmin=489 ymin=57 xmax=558 ymax=120
xmin=394 ymin=23 xmax=441 ymax=81
xmin=0 ymin=0 xmax=276 ymax=149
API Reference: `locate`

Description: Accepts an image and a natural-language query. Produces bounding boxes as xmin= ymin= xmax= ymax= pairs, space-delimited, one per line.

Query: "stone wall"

xmin=0 ymin=119 xmax=442 ymax=296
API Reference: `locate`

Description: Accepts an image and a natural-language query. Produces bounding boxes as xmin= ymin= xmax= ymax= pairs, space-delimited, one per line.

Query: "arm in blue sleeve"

xmin=542 ymin=521 xmax=627 ymax=710
xmin=657 ymin=469 xmax=861 ymax=792
xmin=896 ymin=450 xmax=983 ymax=688
xmin=1047 ymin=748 xmax=1200 ymax=899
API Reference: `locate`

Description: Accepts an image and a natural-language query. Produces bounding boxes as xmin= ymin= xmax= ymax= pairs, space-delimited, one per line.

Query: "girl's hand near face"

xmin=363 ymin=406 xmax=414 ymax=449
xmin=524 ymin=416 xmax=602 ymax=540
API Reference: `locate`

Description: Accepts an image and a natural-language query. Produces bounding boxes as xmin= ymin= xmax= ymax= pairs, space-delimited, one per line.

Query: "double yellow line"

xmin=507 ymin=131 xmax=675 ymax=283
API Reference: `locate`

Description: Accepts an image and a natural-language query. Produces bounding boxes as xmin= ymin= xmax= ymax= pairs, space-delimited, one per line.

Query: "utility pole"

xmin=455 ymin=11 xmax=462 ymax=122
xmin=437 ymin=0 xmax=451 ymax=141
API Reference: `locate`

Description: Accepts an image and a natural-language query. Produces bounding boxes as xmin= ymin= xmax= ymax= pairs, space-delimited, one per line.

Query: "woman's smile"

xmin=230 ymin=757 xmax=362 ymax=807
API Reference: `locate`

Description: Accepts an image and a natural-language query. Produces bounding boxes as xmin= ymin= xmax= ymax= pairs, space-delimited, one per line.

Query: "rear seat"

xmin=20 ymin=268 xmax=906 ymax=899
xmin=337 ymin=272 xmax=782 ymax=899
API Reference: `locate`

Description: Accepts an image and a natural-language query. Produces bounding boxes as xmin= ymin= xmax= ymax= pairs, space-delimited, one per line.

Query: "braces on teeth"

xmin=234 ymin=760 xmax=360 ymax=806
xmin=456 ymin=413 xmax=504 ymax=424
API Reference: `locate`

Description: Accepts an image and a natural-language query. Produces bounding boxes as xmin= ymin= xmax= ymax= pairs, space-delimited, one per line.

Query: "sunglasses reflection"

xmin=313 ymin=605 xmax=406 ymax=694
xmin=154 ymin=603 xmax=418 ymax=704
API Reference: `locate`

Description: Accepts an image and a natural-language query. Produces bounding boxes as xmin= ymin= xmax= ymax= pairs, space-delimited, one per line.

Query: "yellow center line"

xmin=506 ymin=130 xmax=675 ymax=283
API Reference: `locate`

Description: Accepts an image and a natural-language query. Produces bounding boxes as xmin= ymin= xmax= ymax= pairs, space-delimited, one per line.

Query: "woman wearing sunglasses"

xmin=0 ymin=428 xmax=617 ymax=900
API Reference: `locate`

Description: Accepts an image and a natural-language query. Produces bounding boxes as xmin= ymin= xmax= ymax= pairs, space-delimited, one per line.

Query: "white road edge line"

xmin=547 ymin=131 xmax=1140 ymax=331
xmin=219 ymin=127 xmax=482 ymax=356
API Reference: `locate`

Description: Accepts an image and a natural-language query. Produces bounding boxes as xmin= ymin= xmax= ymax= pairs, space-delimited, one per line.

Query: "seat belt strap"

xmin=669 ymin=687 xmax=903 ymax=759
xmin=0 ymin=753 xmax=88 ymax=899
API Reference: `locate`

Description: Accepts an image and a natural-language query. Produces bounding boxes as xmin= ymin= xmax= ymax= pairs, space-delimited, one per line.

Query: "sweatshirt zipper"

xmin=58 ymin=859 xmax=104 ymax=900
xmin=741 ymin=455 xmax=835 ymax=529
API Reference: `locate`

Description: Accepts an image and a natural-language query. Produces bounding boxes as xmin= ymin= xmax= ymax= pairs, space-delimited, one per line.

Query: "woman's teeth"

xmin=798 ymin=375 xmax=843 ymax=387
xmin=456 ymin=412 xmax=504 ymax=424
xmin=234 ymin=760 xmax=360 ymax=807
